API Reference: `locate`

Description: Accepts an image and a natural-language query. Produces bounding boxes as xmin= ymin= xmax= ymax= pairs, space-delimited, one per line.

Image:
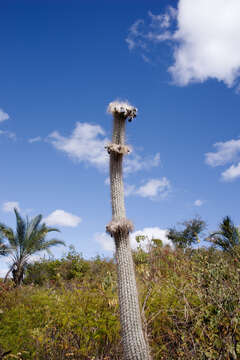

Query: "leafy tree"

xmin=207 ymin=216 xmax=240 ymax=257
xmin=167 ymin=217 xmax=206 ymax=248
xmin=0 ymin=208 xmax=65 ymax=286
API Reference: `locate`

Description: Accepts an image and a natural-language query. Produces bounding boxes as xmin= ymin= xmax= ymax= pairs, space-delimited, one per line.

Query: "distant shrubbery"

xmin=1 ymin=240 xmax=240 ymax=359
xmin=24 ymin=247 xmax=91 ymax=286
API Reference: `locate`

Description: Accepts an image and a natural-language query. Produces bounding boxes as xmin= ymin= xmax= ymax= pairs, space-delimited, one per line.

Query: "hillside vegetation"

xmin=1 ymin=240 xmax=240 ymax=359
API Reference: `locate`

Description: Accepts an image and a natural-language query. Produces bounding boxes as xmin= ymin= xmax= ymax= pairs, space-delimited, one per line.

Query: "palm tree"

xmin=1 ymin=208 xmax=65 ymax=286
xmin=207 ymin=216 xmax=240 ymax=257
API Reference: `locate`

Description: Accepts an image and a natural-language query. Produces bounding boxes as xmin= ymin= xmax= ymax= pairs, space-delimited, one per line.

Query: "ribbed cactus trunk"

xmin=106 ymin=101 xmax=151 ymax=360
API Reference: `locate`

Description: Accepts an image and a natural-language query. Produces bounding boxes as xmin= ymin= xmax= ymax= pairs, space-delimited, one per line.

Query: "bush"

xmin=0 ymin=286 xmax=121 ymax=359
xmin=1 ymin=245 xmax=240 ymax=359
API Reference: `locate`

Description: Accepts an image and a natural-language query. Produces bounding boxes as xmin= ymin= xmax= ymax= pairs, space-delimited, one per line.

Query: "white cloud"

xmin=95 ymin=232 xmax=115 ymax=252
xmin=124 ymin=178 xmax=171 ymax=200
xmin=194 ymin=199 xmax=204 ymax=207
xmin=29 ymin=136 xmax=42 ymax=143
xmin=126 ymin=7 xmax=177 ymax=51
xmin=221 ymin=162 xmax=240 ymax=182
xmin=107 ymin=177 xmax=171 ymax=200
xmin=124 ymin=152 xmax=160 ymax=174
xmin=44 ymin=210 xmax=82 ymax=228
xmin=170 ymin=0 xmax=240 ymax=87
xmin=127 ymin=0 xmax=240 ymax=89
xmin=130 ymin=227 xmax=172 ymax=250
xmin=48 ymin=122 xmax=160 ymax=175
xmin=0 ymin=109 xmax=9 ymax=122
xmin=48 ymin=122 xmax=109 ymax=170
xmin=136 ymin=177 xmax=170 ymax=199
xmin=95 ymin=227 xmax=172 ymax=253
xmin=2 ymin=201 xmax=20 ymax=213
xmin=205 ymin=139 xmax=240 ymax=167
xmin=125 ymin=183 xmax=136 ymax=197
xmin=126 ymin=20 xmax=145 ymax=50
xmin=205 ymin=138 xmax=240 ymax=181
xmin=0 ymin=130 xmax=16 ymax=140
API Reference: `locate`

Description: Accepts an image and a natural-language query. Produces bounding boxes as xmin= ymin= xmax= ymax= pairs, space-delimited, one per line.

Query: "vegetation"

xmin=167 ymin=216 xmax=206 ymax=248
xmin=0 ymin=216 xmax=240 ymax=359
xmin=207 ymin=216 xmax=240 ymax=258
xmin=0 ymin=209 xmax=65 ymax=286
xmin=0 ymin=236 xmax=9 ymax=256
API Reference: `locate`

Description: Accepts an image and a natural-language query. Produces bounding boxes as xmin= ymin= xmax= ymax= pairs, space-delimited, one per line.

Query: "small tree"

xmin=1 ymin=208 xmax=65 ymax=286
xmin=207 ymin=216 xmax=240 ymax=258
xmin=167 ymin=217 xmax=206 ymax=248
xmin=106 ymin=101 xmax=151 ymax=359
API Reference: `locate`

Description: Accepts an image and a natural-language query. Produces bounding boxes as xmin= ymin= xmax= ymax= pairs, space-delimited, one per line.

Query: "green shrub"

xmin=1 ymin=246 xmax=240 ymax=359
xmin=0 ymin=286 xmax=121 ymax=359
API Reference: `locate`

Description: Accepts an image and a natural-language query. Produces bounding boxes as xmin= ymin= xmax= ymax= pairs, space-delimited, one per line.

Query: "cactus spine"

xmin=106 ymin=101 xmax=151 ymax=360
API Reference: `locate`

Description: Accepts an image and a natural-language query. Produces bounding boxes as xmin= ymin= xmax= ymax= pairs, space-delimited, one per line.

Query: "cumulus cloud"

xmin=0 ymin=109 xmax=9 ymax=122
xmin=124 ymin=178 xmax=171 ymax=200
xmin=48 ymin=122 xmax=160 ymax=174
xmin=124 ymin=152 xmax=160 ymax=174
xmin=127 ymin=0 xmax=240 ymax=89
xmin=29 ymin=136 xmax=42 ymax=143
xmin=48 ymin=122 xmax=109 ymax=170
xmin=194 ymin=199 xmax=204 ymax=207
xmin=107 ymin=176 xmax=171 ymax=200
xmin=44 ymin=210 xmax=82 ymax=228
xmin=205 ymin=139 xmax=240 ymax=167
xmin=95 ymin=227 xmax=172 ymax=253
xmin=221 ymin=162 xmax=240 ymax=182
xmin=95 ymin=232 xmax=115 ymax=252
xmin=206 ymin=138 xmax=240 ymax=181
xmin=136 ymin=178 xmax=170 ymax=199
xmin=2 ymin=201 xmax=20 ymax=213
xmin=125 ymin=178 xmax=171 ymax=199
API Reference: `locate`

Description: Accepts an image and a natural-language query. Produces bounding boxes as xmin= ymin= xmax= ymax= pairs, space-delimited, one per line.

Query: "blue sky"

xmin=1 ymin=0 xmax=240 ymax=274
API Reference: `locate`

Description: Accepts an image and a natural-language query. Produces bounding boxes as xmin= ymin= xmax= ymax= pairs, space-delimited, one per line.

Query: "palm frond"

xmin=208 ymin=216 xmax=240 ymax=254
xmin=25 ymin=214 xmax=43 ymax=241
xmin=0 ymin=243 xmax=10 ymax=256
xmin=34 ymin=238 xmax=65 ymax=252
xmin=14 ymin=208 xmax=26 ymax=249
xmin=0 ymin=224 xmax=16 ymax=247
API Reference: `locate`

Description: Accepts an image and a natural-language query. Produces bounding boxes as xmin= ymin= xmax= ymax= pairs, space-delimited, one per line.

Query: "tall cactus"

xmin=106 ymin=101 xmax=151 ymax=360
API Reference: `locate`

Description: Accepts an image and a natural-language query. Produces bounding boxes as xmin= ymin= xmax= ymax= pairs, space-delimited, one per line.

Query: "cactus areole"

xmin=106 ymin=101 xmax=151 ymax=360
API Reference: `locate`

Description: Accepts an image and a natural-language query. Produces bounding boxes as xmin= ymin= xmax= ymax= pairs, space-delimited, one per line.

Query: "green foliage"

xmin=207 ymin=216 xmax=240 ymax=258
xmin=25 ymin=248 xmax=91 ymax=285
xmin=0 ymin=286 xmax=121 ymax=359
xmin=135 ymin=245 xmax=240 ymax=359
xmin=167 ymin=217 xmax=206 ymax=248
xmin=0 ymin=234 xmax=9 ymax=257
xmin=0 ymin=209 xmax=65 ymax=286
xmin=1 ymin=239 xmax=240 ymax=359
